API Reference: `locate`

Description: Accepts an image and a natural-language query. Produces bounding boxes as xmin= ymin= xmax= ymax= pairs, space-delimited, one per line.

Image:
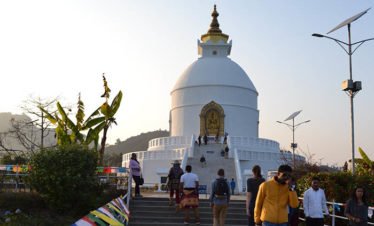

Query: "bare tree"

xmin=20 ymin=96 xmax=59 ymax=149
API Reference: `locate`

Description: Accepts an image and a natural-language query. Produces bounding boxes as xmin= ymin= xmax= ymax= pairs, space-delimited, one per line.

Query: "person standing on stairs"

xmin=198 ymin=135 xmax=202 ymax=146
xmin=167 ymin=160 xmax=184 ymax=207
xmin=180 ymin=165 xmax=200 ymax=225
xmin=200 ymin=154 xmax=207 ymax=168
xmin=210 ymin=168 xmax=231 ymax=226
xmin=203 ymin=134 xmax=208 ymax=145
xmin=224 ymin=145 xmax=229 ymax=159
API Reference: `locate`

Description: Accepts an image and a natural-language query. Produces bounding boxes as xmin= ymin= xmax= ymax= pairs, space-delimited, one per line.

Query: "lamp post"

xmin=312 ymin=8 xmax=374 ymax=174
xmin=277 ymin=110 xmax=310 ymax=168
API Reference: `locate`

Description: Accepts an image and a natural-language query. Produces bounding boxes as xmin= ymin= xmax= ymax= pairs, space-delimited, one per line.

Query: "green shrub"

xmin=28 ymin=144 xmax=100 ymax=213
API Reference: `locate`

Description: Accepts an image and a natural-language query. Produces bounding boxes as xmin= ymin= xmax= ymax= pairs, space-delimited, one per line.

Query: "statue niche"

xmin=199 ymin=101 xmax=225 ymax=137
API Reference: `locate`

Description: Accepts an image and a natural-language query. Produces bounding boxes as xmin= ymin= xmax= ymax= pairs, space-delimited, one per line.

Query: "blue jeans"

xmin=263 ymin=222 xmax=288 ymax=226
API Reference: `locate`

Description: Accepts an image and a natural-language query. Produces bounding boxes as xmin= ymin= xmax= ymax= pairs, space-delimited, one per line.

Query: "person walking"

xmin=303 ymin=176 xmax=329 ymax=226
xmin=210 ymin=169 xmax=230 ymax=226
xmin=129 ymin=153 xmax=142 ymax=198
xmin=198 ymin=135 xmax=202 ymax=146
xmin=167 ymin=160 xmax=184 ymax=207
xmin=200 ymin=154 xmax=207 ymax=167
xmin=230 ymin=178 xmax=236 ymax=195
xmin=254 ymin=164 xmax=299 ymax=226
xmin=246 ymin=165 xmax=265 ymax=226
xmin=180 ymin=165 xmax=200 ymax=225
xmin=224 ymin=145 xmax=229 ymax=159
xmin=345 ymin=186 xmax=369 ymax=226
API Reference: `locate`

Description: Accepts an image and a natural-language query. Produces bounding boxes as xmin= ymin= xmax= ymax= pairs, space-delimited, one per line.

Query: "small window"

xmin=212 ymin=50 xmax=217 ymax=55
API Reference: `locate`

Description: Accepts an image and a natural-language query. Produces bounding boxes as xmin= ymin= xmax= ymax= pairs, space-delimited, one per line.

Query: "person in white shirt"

xmin=303 ymin=177 xmax=329 ymax=226
xmin=180 ymin=165 xmax=200 ymax=225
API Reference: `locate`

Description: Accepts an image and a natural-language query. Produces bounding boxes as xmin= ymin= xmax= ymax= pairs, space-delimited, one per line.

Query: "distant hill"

xmin=105 ymin=130 xmax=169 ymax=156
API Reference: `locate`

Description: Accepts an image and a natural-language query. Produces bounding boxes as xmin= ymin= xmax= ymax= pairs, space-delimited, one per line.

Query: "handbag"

xmin=139 ymin=175 xmax=144 ymax=185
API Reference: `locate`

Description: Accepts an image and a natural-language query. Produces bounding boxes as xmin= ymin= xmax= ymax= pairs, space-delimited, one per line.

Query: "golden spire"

xmin=201 ymin=5 xmax=229 ymax=43
xmin=207 ymin=5 xmax=222 ymax=34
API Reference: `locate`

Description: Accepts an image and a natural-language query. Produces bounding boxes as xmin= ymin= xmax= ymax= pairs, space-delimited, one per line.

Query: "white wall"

xmin=170 ymin=86 xmax=258 ymax=137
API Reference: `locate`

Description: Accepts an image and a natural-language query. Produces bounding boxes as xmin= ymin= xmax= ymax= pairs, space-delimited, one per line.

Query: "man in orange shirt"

xmin=254 ymin=164 xmax=299 ymax=226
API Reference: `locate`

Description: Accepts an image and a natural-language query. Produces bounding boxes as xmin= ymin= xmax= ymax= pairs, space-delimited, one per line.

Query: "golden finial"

xmin=208 ymin=4 xmax=222 ymax=34
xmin=200 ymin=4 xmax=229 ymax=43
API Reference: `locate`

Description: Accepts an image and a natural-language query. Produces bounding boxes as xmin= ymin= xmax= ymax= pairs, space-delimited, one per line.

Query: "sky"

xmin=0 ymin=1 xmax=373 ymax=166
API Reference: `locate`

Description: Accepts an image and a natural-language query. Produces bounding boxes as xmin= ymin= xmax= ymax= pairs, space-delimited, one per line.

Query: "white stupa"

xmin=123 ymin=5 xmax=304 ymax=192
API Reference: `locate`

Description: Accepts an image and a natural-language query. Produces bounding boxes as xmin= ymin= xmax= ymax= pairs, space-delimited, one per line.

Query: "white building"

xmin=123 ymin=5 xmax=304 ymax=192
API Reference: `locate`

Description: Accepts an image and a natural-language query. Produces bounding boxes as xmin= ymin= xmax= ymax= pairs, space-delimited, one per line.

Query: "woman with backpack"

xmin=210 ymin=168 xmax=230 ymax=226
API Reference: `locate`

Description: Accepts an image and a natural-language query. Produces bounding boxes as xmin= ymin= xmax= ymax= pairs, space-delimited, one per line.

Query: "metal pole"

xmin=292 ymin=118 xmax=295 ymax=168
xmin=348 ymin=24 xmax=356 ymax=174
xmin=332 ymin=199 xmax=336 ymax=226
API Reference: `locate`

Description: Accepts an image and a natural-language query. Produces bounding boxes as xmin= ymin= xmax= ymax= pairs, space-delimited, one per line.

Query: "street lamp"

xmin=277 ymin=110 xmax=310 ymax=168
xmin=312 ymin=8 xmax=374 ymax=174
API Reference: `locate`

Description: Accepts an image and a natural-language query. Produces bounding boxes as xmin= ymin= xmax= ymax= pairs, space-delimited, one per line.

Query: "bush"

xmin=28 ymin=144 xmax=100 ymax=213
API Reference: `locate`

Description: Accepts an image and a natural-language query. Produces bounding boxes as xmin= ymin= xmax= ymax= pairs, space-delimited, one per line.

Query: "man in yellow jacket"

xmin=254 ymin=164 xmax=299 ymax=226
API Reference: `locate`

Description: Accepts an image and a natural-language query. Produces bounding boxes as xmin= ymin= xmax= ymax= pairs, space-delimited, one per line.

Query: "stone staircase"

xmin=128 ymin=196 xmax=248 ymax=226
xmin=188 ymin=143 xmax=237 ymax=193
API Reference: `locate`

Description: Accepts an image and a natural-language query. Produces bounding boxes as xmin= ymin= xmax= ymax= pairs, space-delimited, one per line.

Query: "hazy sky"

xmin=1 ymin=1 xmax=373 ymax=165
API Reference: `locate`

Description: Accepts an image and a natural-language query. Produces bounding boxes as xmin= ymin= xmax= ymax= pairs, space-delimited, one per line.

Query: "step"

xmin=131 ymin=201 xmax=245 ymax=209
xmin=128 ymin=197 xmax=248 ymax=226
xmin=129 ymin=223 xmax=246 ymax=226
xmin=130 ymin=215 xmax=248 ymax=225
xmin=128 ymin=210 xmax=247 ymax=218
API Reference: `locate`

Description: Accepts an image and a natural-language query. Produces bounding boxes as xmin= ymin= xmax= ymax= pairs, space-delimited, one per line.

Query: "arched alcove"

xmin=199 ymin=101 xmax=225 ymax=136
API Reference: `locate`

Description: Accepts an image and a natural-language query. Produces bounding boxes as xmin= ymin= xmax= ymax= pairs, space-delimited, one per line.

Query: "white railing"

xmin=123 ymin=149 xmax=187 ymax=163
xmin=233 ymin=148 xmax=243 ymax=193
xmin=148 ymin=136 xmax=191 ymax=151
xmin=298 ymin=197 xmax=374 ymax=226
xmin=181 ymin=148 xmax=189 ymax=171
xmin=229 ymin=136 xmax=279 ymax=151
xmin=235 ymin=149 xmax=305 ymax=163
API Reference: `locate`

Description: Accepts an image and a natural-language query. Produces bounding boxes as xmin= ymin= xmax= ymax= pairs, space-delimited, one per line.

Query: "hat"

xmin=172 ymin=160 xmax=180 ymax=165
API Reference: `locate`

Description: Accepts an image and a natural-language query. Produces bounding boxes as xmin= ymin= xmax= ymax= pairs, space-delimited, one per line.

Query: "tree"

xmin=28 ymin=144 xmax=99 ymax=213
xmin=20 ymin=96 xmax=59 ymax=149
xmin=0 ymin=97 xmax=59 ymax=159
xmin=40 ymin=75 xmax=123 ymax=165
xmin=96 ymin=75 xmax=123 ymax=165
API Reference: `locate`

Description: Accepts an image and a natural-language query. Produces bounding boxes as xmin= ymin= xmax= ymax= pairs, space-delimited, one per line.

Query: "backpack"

xmin=215 ymin=178 xmax=229 ymax=196
xmin=169 ymin=167 xmax=183 ymax=180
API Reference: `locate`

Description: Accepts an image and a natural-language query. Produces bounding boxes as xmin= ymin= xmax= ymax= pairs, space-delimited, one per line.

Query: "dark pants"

xmin=248 ymin=205 xmax=255 ymax=226
xmin=170 ymin=188 xmax=180 ymax=204
xmin=306 ymin=217 xmax=324 ymax=226
xmin=132 ymin=175 xmax=141 ymax=195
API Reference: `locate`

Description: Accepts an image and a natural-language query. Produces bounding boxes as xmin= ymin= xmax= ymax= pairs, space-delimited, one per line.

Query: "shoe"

xmin=184 ymin=221 xmax=189 ymax=225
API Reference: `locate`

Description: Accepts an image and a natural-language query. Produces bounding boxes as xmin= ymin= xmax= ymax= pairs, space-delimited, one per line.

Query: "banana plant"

xmin=94 ymin=75 xmax=123 ymax=165
xmin=40 ymin=101 xmax=85 ymax=146
xmin=39 ymin=75 xmax=123 ymax=165
xmin=357 ymin=147 xmax=374 ymax=175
